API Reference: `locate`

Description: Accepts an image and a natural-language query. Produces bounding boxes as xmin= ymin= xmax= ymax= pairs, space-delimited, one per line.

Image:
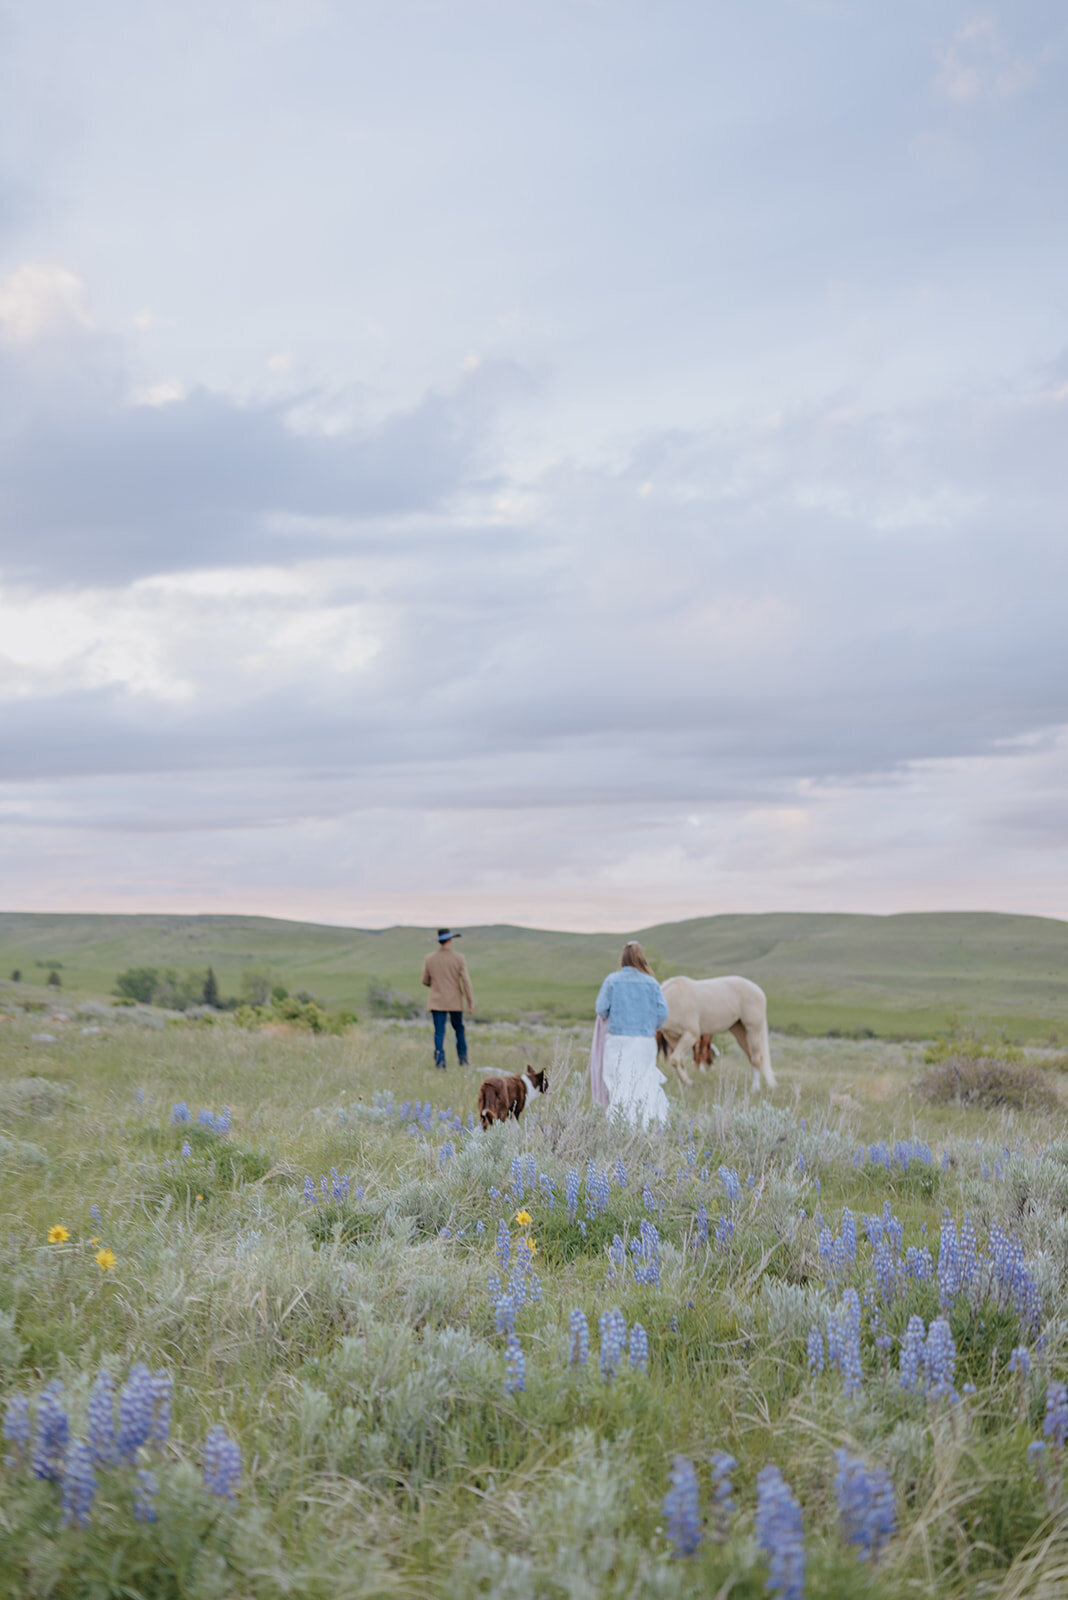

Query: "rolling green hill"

xmin=0 ymin=909 xmax=1066 ymax=1041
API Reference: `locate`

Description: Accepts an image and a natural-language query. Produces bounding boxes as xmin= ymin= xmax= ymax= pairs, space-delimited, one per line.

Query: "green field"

xmin=3 ymin=1011 xmax=1068 ymax=1597
xmin=1 ymin=909 xmax=1067 ymax=1041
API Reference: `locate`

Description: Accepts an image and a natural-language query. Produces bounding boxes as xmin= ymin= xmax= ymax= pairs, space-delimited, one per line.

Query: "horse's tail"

xmin=757 ymin=1011 xmax=776 ymax=1089
xmin=655 ymin=1029 xmax=667 ymax=1059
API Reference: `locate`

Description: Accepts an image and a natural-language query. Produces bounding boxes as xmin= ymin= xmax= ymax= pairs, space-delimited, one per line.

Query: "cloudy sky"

xmin=1 ymin=0 xmax=1066 ymax=930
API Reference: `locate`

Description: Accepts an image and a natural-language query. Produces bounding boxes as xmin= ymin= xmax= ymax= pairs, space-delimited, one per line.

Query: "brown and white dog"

xmin=478 ymin=1067 xmax=548 ymax=1129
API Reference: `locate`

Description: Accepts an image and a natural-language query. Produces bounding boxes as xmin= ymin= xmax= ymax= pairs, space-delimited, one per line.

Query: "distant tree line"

xmin=113 ymin=965 xmax=232 ymax=1011
xmin=110 ymin=967 xmax=355 ymax=1030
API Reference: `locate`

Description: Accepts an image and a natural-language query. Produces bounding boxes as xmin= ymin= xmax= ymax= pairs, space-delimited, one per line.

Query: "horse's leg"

xmin=729 ymin=1021 xmax=762 ymax=1093
xmin=669 ymin=1030 xmax=697 ymax=1087
xmin=694 ymin=1035 xmax=718 ymax=1072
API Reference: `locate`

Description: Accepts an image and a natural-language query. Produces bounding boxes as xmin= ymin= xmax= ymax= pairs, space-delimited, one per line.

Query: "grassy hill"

xmin=1 ymin=909 xmax=1066 ymax=1041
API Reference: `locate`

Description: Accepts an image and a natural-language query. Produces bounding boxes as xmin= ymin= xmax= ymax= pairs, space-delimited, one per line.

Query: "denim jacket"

xmin=594 ymin=967 xmax=668 ymax=1037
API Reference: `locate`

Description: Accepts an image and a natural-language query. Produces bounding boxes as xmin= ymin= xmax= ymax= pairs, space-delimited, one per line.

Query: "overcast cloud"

xmin=1 ymin=0 xmax=1066 ymax=928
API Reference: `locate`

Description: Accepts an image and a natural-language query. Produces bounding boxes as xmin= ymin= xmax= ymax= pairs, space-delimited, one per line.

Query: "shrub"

xmin=368 ymin=982 xmax=420 ymax=1019
xmin=915 ymin=1056 xmax=1060 ymax=1111
xmin=114 ymin=968 xmax=159 ymax=1004
xmin=925 ymin=1033 xmax=1023 ymax=1065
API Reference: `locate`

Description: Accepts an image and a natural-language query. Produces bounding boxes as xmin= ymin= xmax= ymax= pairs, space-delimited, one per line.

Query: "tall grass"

xmin=2 ymin=1007 xmax=1068 ymax=1597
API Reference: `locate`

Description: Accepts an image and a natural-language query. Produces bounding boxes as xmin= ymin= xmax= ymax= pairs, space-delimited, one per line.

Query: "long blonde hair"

xmin=620 ymin=940 xmax=654 ymax=976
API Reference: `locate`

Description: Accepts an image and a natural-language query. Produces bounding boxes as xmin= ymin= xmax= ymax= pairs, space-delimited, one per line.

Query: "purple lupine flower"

xmin=628 ymin=1323 xmax=649 ymax=1372
xmin=632 ymin=1220 xmax=661 ymax=1286
xmin=834 ymin=1449 xmax=896 ymax=1562
xmin=148 ymin=1370 xmax=171 ymax=1445
xmin=116 ymin=1364 xmax=156 ymax=1461
xmin=1008 ymin=1347 xmax=1031 ymax=1377
xmin=828 ymin=1289 xmax=862 ymax=1397
xmin=569 ymin=1308 xmax=589 ymax=1366
xmin=797 ymin=1153 xmax=806 ymax=1176
xmin=899 ymin=1316 xmax=926 ymax=1392
xmin=959 ymin=1217 xmax=978 ymax=1293
xmin=923 ymin=1318 xmax=958 ymax=1400
xmin=87 ymin=1371 xmax=117 ymax=1466
xmin=302 ymin=1175 xmax=316 ymax=1205
xmin=203 ymin=1425 xmax=242 ymax=1498
xmin=494 ymin=1292 xmax=518 ymax=1335
xmin=170 ymin=1102 xmax=191 ymax=1125
xmin=662 ymin=1456 xmax=701 ymax=1557
xmin=989 ymin=1223 xmax=1042 ymax=1332
xmin=32 ymin=1382 xmax=69 ymax=1482
xmin=755 ymin=1464 xmax=806 ymax=1600
xmin=695 ymin=1203 xmax=709 ymax=1246
xmin=719 ymin=1166 xmax=741 ymax=1203
xmin=504 ymin=1332 xmax=526 ymax=1394
xmin=133 ymin=1467 xmax=158 ymax=1523
xmin=715 ymin=1215 xmax=734 ymax=1248
xmin=709 ymin=1451 xmax=737 ymax=1537
xmin=539 ymin=1173 xmax=555 ymax=1207
xmin=89 ymin=1203 xmax=102 ymax=1224
xmin=495 ymin=1218 xmax=511 ymax=1268
xmin=904 ymin=1246 xmax=932 ymax=1281
xmin=608 ymin=1234 xmax=626 ymax=1270
xmin=3 ymin=1393 xmax=30 ymax=1460
xmin=61 ymin=1439 xmax=97 ymax=1527
xmin=599 ymin=1307 xmax=627 ymax=1381
xmin=872 ymin=1239 xmax=896 ymax=1301
xmin=180 ymin=1140 xmax=192 ymax=1158
xmin=807 ymin=1327 xmax=825 ymax=1376
xmin=938 ymin=1214 xmax=960 ymax=1309
xmin=615 ymin=1157 xmax=627 ymax=1189
xmin=832 ymin=1209 xmax=857 ymax=1279
xmin=864 ymin=1212 xmax=884 ymax=1246
xmin=1043 ymin=1382 xmax=1068 ymax=1449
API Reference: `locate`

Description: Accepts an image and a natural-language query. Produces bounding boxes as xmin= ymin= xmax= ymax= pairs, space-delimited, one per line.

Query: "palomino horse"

xmin=655 ymin=975 xmax=775 ymax=1091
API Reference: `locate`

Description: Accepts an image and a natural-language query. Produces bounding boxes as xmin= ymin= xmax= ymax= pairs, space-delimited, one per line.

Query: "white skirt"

xmin=602 ymin=1034 xmax=669 ymax=1127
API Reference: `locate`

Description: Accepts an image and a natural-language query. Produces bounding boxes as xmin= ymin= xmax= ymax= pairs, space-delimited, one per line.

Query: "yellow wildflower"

xmin=514 ymin=1209 xmax=532 ymax=1227
xmin=94 ymin=1247 xmax=117 ymax=1272
xmin=90 ymin=1236 xmax=100 ymax=1245
xmin=527 ymin=1238 xmax=538 ymax=1256
xmin=47 ymin=1224 xmax=70 ymax=1244
xmin=195 ymin=1193 xmax=203 ymax=1202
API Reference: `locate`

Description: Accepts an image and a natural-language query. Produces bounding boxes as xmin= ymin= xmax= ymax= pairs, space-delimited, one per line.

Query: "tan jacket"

xmin=421 ymin=944 xmax=474 ymax=1011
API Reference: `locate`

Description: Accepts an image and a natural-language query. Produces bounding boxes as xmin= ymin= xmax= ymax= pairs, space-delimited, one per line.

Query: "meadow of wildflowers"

xmin=2 ymin=1006 xmax=1068 ymax=1597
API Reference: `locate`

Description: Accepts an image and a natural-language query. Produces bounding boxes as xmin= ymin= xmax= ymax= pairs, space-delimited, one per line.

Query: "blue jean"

xmin=432 ymin=1009 xmax=467 ymax=1067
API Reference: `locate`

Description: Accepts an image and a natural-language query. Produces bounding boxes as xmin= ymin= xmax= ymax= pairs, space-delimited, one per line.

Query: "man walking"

xmin=421 ymin=928 xmax=474 ymax=1069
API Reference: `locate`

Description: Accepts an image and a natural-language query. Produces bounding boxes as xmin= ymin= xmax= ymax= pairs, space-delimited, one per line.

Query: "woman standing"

xmin=592 ymin=942 xmax=670 ymax=1126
